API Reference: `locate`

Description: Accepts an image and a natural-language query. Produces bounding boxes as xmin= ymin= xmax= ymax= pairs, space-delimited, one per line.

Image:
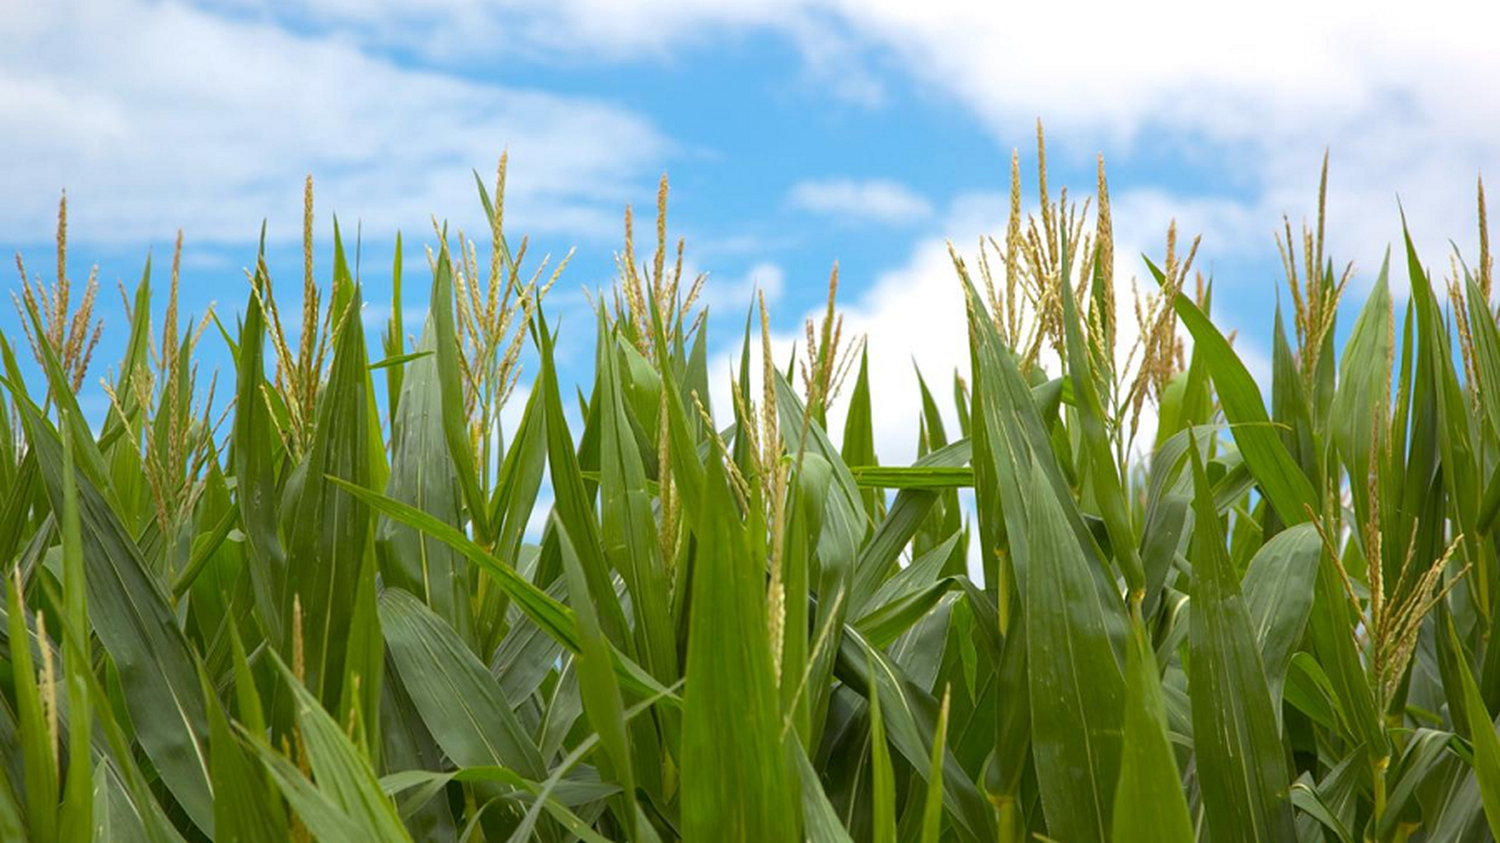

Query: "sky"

xmin=3 ymin=0 xmax=1499 ymax=467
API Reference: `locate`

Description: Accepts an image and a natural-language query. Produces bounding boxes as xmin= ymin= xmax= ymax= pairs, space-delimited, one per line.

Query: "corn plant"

xmin=3 ymin=134 xmax=1500 ymax=843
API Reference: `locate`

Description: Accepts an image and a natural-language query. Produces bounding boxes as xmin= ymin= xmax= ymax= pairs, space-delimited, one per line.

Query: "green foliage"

xmin=3 ymin=150 xmax=1500 ymax=843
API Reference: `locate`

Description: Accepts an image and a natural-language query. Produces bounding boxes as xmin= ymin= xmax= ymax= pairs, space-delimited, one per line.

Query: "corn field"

xmin=3 ymin=140 xmax=1500 ymax=843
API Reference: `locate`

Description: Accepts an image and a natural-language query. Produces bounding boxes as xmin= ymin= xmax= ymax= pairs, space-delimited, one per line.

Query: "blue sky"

xmin=3 ymin=0 xmax=1498 ymax=462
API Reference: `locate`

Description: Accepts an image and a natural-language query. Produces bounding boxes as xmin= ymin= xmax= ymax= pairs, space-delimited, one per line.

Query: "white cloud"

xmin=694 ymin=260 xmax=786 ymax=317
xmin=787 ymin=178 xmax=933 ymax=225
xmin=0 ymin=0 xmax=671 ymax=247
xmin=247 ymin=0 xmax=1499 ymax=294
xmin=834 ymin=1 xmax=1498 ymax=284
xmin=16 ymin=0 xmax=1493 ymax=300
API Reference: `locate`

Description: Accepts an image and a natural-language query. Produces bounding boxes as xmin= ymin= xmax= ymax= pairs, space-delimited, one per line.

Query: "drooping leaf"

xmin=18 ymin=397 xmax=215 ymax=835
xmin=1174 ymin=293 xmax=1317 ymax=526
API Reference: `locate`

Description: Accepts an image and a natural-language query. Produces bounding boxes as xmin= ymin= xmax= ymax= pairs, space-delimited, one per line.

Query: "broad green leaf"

xmin=1025 ymin=461 xmax=1124 ymax=843
xmin=848 ymin=465 xmax=972 ymax=490
xmin=1404 ymin=227 xmax=1481 ymax=595
xmin=841 ymin=348 xmax=881 ymax=522
xmin=850 ymin=440 xmax=971 ymax=615
xmin=834 ymin=631 xmax=993 ymax=843
xmin=596 ymin=329 xmax=678 ymax=774
xmin=428 ymin=247 xmax=492 ymax=544
xmin=1241 ymin=522 xmax=1321 ymax=714
xmin=329 ymin=478 xmax=677 ymax=704
xmin=379 ymin=588 xmax=546 ymax=779
xmin=378 ymin=662 xmax=457 ymax=843
xmin=1332 ymin=256 xmax=1392 ymax=529
xmin=234 ymin=268 xmax=288 ymax=648
xmin=378 ymin=322 xmax=473 ymax=644
xmin=282 ymin=288 xmax=375 ymax=716
xmin=793 ymin=742 xmax=855 ymax=843
xmin=1186 ymin=436 xmax=1296 ymax=843
xmin=1174 ymin=293 xmax=1317 ymax=525
xmin=204 ymin=666 xmax=287 ymax=843
xmin=1111 ymin=615 xmax=1192 ymax=843
xmin=680 ymin=451 xmax=798 ymax=842
xmin=381 ymin=766 xmax=614 ymax=840
xmin=245 ymin=654 xmax=412 ymax=843
xmin=0 ymin=756 xmax=20 ymax=843
xmin=553 ymin=515 xmax=643 ymax=837
xmin=1060 ymin=232 xmax=1142 ymax=593
xmin=1448 ymin=618 xmax=1500 ymax=841
xmin=18 ymin=398 xmax=215 ymax=835
xmin=536 ymin=314 xmax=631 ymax=651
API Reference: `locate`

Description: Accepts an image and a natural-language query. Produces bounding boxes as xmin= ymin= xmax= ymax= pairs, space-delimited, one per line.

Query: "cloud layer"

xmin=788 ymin=178 xmax=933 ymax=225
xmin=1 ymin=0 xmax=670 ymax=246
xmin=9 ymin=0 xmax=1493 ymax=471
xmin=16 ymin=1 xmax=1494 ymax=285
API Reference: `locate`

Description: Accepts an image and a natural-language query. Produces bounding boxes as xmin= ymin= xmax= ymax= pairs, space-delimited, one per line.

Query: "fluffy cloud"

xmin=243 ymin=0 xmax=1497 ymax=290
xmin=694 ymin=260 xmax=787 ymax=316
xmin=0 ymin=0 xmax=670 ymax=246
xmin=10 ymin=0 xmax=1483 ymax=458
xmin=787 ymin=178 xmax=933 ymax=225
xmin=17 ymin=0 xmax=1492 ymax=286
xmin=863 ymin=1 xmax=1497 ymax=283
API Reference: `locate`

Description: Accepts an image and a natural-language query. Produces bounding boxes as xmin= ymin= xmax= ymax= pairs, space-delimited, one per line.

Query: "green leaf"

xmin=1111 ymin=615 xmax=1193 ymax=843
xmin=381 ymin=766 xmax=614 ymax=840
xmin=245 ymin=653 xmax=412 ymax=843
xmin=378 ymin=322 xmax=473 ymax=644
xmin=1173 ymin=293 xmax=1317 ymax=526
xmin=1060 ymin=231 xmax=1142 ymax=593
xmin=841 ymin=348 xmax=881 ymax=522
xmin=329 ymin=477 xmax=676 ymax=705
xmin=1241 ymin=522 xmax=1321 ymax=714
xmin=536 ymin=315 xmax=631 ymax=652
xmin=834 ymin=632 xmax=993 ymax=843
xmin=282 ymin=287 xmax=375 ymax=716
xmin=597 ymin=329 xmax=678 ymax=710
xmin=680 ymin=451 xmax=798 ymax=842
xmin=428 ymin=246 xmax=492 ymax=544
xmin=1448 ymin=618 xmax=1500 ymax=840
xmin=1331 ymin=256 xmax=1392 ymax=529
xmin=204 ymin=665 xmax=287 ymax=843
xmin=234 ymin=268 xmax=288 ymax=649
xmin=793 ymin=742 xmax=854 ymax=843
xmin=1025 ymin=461 xmax=1124 ymax=843
xmin=18 ymin=398 xmax=216 ymax=835
xmin=868 ymin=656 xmax=897 ymax=843
xmin=553 ymin=515 xmax=644 ymax=837
xmin=56 ymin=413 xmax=92 ymax=843
xmin=848 ymin=465 xmax=973 ymax=490
xmin=1186 ymin=434 xmax=1296 ymax=843
xmin=850 ymin=440 xmax=971 ymax=615
xmin=918 ymin=687 xmax=950 ymax=843
xmin=378 ymin=588 xmax=545 ymax=779
xmin=6 ymin=571 xmax=56 ymax=843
